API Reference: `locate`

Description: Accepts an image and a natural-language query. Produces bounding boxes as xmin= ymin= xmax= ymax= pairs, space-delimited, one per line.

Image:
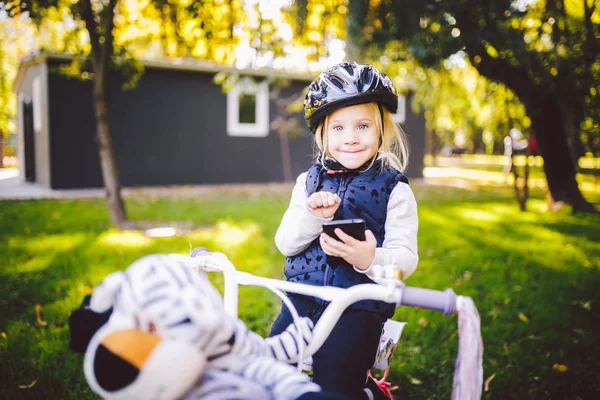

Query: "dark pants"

xmin=269 ymin=295 xmax=386 ymax=399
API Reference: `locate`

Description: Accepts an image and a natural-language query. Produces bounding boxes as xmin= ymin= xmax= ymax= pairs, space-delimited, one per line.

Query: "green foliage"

xmin=1 ymin=0 xmax=249 ymax=93
xmin=0 ymin=184 xmax=599 ymax=399
xmin=411 ymin=60 xmax=529 ymax=151
xmin=0 ymin=40 xmax=11 ymax=138
xmin=0 ymin=13 xmax=35 ymax=137
xmin=145 ymin=0 xmax=244 ymax=62
xmin=348 ymin=0 xmax=600 ymax=155
xmin=345 ymin=0 xmax=600 ymax=210
xmin=284 ymin=0 xmax=347 ymax=62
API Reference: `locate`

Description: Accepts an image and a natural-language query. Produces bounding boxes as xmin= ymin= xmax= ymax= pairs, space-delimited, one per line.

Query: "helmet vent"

xmin=303 ymin=62 xmax=398 ymax=132
xmin=341 ymin=62 xmax=355 ymax=76
xmin=329 ymin=75 xmax=346 ymax=90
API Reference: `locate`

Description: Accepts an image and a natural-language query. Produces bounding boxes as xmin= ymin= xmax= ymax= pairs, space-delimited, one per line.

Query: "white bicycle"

xmin=169 ymin=249 xmax=484 ymax=400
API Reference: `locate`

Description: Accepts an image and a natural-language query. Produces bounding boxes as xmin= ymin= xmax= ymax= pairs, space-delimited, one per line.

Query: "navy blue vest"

xmin=284 ymin=160 xmax=408 ymax=318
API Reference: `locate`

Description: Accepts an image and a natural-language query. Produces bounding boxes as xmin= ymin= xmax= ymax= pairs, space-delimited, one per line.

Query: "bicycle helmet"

xmin=304 ymin=62 xmax=398 ymax=132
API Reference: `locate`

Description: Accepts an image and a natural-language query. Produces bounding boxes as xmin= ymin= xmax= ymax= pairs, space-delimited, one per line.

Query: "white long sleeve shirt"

xmin=275 ymin=172 xmax=419 ymax=280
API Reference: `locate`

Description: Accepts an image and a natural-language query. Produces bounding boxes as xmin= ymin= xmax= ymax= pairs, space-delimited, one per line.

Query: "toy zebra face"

xmin=114 ymin=255 xmax=227 ymax=343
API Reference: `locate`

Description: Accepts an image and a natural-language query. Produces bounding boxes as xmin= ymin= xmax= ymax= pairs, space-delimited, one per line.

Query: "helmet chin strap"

xmin=378 ymin=104 xmax=385 ymax=149
xmin=322 ymin=155 xmax=381 ymax=175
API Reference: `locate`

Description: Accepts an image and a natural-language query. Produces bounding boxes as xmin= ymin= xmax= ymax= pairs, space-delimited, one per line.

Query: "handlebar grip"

xmin=400 ymin=287 xmax=457 ymax=316
xmin=190 ymin=247 xmax=210 ymax=257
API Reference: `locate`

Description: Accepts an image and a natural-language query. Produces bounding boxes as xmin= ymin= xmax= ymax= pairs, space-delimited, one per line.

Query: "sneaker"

xmin=363 ymin=376 xmax=392 ymax=400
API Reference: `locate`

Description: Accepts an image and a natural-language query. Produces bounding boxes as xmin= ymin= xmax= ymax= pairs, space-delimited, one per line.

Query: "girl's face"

xmin=325 ymin=103 xmax=380 ymax=170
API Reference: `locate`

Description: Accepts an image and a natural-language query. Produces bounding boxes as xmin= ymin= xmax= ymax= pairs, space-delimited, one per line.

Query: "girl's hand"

xmin=319 ymin=229 xmax=376 ymax=270
xmin=306 ymin=191 xmax=341 ymax=219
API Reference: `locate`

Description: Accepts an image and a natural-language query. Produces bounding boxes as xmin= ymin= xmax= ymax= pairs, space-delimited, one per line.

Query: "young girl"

xmin=269 ymin=62 xmax=419 ymax=399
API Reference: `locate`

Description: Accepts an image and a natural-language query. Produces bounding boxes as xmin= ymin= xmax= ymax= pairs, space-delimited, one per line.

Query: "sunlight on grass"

xmin=1 ymin=185 xmax=598 ymax=400
xmin=9 ymin=233 xmax=87 ymax=254
xmin=20 ymin=255 xmax=54 ymax=273
xmin=424 ymin=166 xmax=600 ymax=195
xmin=419 ymin=209 xmax=454 ymax=226
xmin=483 ymin=203 xmax=524 ymax=216
xmin=523 ymin=199 xmax=549 ymax=213
xmin=492 ymin=236 xmax=588 ymax=272
xmin=424 ymin=167 xmax=508 ymax=184
xmin=144 ymin=227 xmax=177 ymax=237
xmin=419 ymin=200 xmax=596 ymax=274
xmin=82 ymin=263 xmax=130 ymax=286
xmin=187 ymin=221 xmax=261 ymax=249
xmin=96 ymin=230 xmax=153 ymax=249
xmin=455 ymin=207 xmax=501 ymax=223
xmin=477 ymin=202 xmax=548 ymax=221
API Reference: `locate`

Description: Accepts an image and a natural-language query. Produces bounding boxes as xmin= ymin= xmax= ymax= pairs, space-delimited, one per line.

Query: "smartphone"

xmin=322 ymin=219 xmax=366 ymax=241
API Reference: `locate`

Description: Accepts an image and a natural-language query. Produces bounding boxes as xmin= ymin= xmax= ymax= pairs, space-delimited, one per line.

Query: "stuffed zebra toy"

xmin=69 ymin=254 xmax=347 ymax=400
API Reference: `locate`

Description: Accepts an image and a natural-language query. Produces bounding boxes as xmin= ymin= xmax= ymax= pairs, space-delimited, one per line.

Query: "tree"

xmin=2 ymin=0 xmax=350 ymax=222
xmin=0 ymin=12 xmax=35 ymax=164
xmin=0 ymin=31 xmax=11 ymax=167
xmin=405 ymin=58 xmax=529 ymax=154
xmin=270 ymin=87 xmax=305 ymax=182
xmin=3 ymin=0 xmax=246 ymax=225
xmin=348 ymin=0 xmax=599 ymax=212
xmin=4 ymin=0 xmax=125 ymax=224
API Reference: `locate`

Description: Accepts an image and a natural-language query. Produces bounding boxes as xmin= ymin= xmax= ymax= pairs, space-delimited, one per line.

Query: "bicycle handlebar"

xmin=171 ymin=250 xmax=458 ymax=359
xmin=401 ymin=286 xmax=457 ymax=316
xmin=180 ymin=249 xmax=482 ymax=399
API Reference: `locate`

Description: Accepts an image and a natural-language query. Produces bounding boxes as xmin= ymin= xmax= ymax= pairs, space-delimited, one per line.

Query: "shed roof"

xmin=13 ymin=51 xmax=315 ymax=94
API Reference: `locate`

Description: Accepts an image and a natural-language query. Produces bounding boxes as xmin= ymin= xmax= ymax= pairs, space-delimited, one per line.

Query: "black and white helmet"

xmin=303 ymin=62 xmax=398 ymax=132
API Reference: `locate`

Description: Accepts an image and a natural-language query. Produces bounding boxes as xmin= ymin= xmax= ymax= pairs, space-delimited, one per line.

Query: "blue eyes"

xmin=331 ymin=124 xmax=369 ymax=132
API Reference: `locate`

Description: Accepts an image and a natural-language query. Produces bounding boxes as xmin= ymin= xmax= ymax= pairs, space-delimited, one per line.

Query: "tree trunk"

xmin=279 ymin=131 xmax=293 ymax=183
xmin=527 ymin=95 xmax=596 ymax=213
xmin=93 ymin=66 xmax=127 ymax=225
xmin=511 ymin=155 xmax=529 ymax=211
xmin=472 ymin=130 xmax=484 ymax=154
xmin=81 ymin=0 xmax=127 ymax=226
xmin=424 ymin=126 xmax=434 ymax=156
xmin=562 ymin=107 xmax=586 ymax=164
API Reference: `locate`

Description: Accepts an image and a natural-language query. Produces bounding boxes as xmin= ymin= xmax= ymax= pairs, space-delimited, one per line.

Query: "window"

xmin=238 ymin=93 xmax=257 ymax=124
xmin=32 ymin=77 xmax=42 ymax=132
xmin=392 ymin=94 xmax=406 ymax=124
xmin=227 ymin=78 xmax=269 ymax=137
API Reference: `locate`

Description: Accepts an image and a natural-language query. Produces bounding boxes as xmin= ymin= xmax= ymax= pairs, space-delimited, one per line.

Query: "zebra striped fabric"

xmin=86 ymin=254 xmax=321 ymax=399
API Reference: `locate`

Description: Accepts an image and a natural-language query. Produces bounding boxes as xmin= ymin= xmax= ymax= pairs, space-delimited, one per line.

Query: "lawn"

xmin=425 ymin=155 xmax=600 ymax=190
xmin=0 ymin=182 xmax=599 ymax=399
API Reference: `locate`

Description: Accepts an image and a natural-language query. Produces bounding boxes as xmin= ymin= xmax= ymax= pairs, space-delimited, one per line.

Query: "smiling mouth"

xmin=341 ymin=150 xmax=364 ymax=154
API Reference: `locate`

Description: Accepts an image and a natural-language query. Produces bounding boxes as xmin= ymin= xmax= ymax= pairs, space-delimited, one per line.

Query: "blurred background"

xmin=0 ymin=1 xmax=599 ymax=399
xmin=1 ymin=0 xmax=598 ymax=219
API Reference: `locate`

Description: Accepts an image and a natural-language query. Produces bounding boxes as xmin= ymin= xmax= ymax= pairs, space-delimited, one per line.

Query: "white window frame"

xmin=392 ymin=94 xmax=406 ymax=124
xmin=226 ymin=78 xmax=269 ymax=137
xmin=32 ymin=77 xmax=43 ymax=132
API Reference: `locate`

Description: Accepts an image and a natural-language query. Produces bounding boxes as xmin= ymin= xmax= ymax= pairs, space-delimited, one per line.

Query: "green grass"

xmin=426 ymin=154 xmax=600 ymax=181
xmin=1 ymin=184 xmax=599 ymax=399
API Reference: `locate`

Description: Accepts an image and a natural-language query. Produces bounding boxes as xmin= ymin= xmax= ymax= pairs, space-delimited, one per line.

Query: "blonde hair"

xmin=313 ymin=102 xmax=410 ymax=172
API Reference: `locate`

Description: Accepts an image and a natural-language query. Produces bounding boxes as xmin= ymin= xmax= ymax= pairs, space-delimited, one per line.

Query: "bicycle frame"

xmin=169 ymin=250 xmax=457 ymax=358
xmin=170 ymin=250 xmax=483 ymax=399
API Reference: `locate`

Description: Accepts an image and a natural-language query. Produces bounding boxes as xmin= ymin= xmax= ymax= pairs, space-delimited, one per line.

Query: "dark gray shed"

xmin=13 ymin=52 xmax=424 ymax=189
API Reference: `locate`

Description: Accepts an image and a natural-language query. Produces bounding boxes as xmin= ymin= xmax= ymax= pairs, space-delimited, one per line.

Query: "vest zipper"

xmin=338 ymin=175 xmax=348 ymax=200
xmin=321 ymin=175 xmax=350 ymax=304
